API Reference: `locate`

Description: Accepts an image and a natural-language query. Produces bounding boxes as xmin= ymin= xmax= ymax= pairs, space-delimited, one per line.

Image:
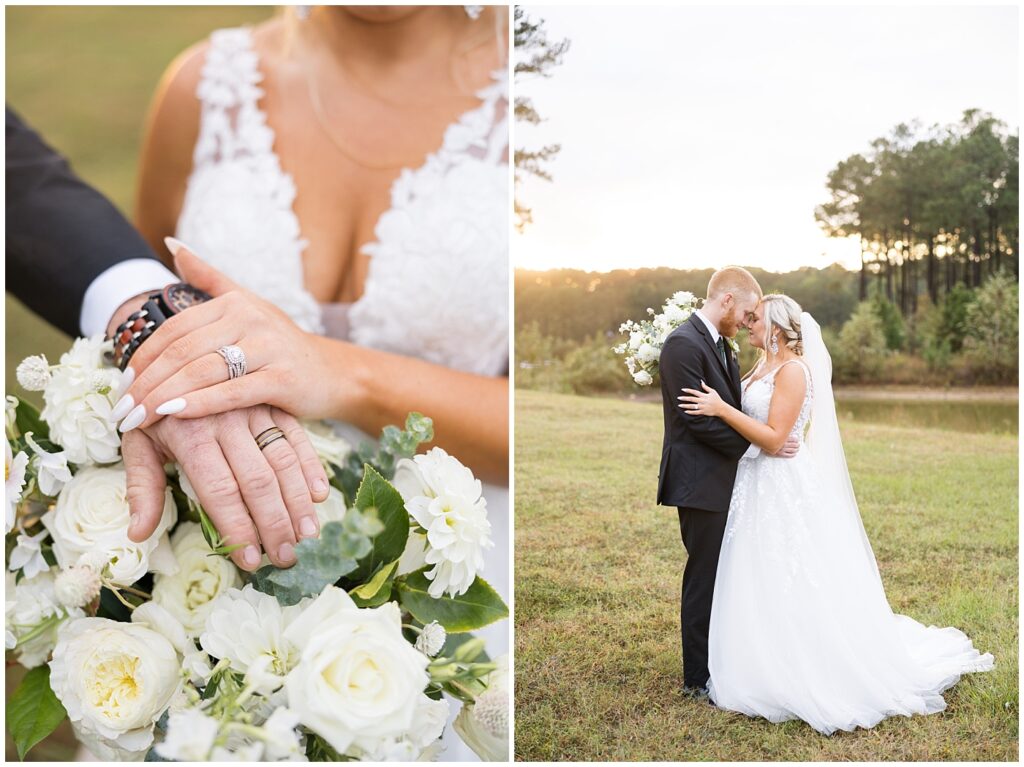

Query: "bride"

xmin=120 ymin=5 xmax=507 ymax=759
xmin=678 ymin=294 xmax=994 ymax=735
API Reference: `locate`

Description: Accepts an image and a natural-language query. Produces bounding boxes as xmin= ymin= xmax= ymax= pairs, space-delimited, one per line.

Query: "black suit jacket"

xmin=657 ymin=314 xmax=751 ymax=512
xmin=6 ymin=106 xmax=162 ymax=337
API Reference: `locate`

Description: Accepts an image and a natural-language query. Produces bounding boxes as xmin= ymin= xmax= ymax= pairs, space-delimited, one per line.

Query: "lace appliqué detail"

xmin=725 ymin=360 xmax=817 ymax=591
xmin=348 ymin=72 xmax=509 ymax=377
xmin=177 ymin=28 xmax=324 ymax=334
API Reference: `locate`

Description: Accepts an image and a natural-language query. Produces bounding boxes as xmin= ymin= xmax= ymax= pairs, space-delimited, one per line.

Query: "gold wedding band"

xmin=255 ymin=426 xmax=286 ymax=451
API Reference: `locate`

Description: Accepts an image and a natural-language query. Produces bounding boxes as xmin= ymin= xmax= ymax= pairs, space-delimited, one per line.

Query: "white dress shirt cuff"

xmin=741 ymin=442 xmax=761 ymax=460
xmin=80 ymin=259 xmax=179 ymax=337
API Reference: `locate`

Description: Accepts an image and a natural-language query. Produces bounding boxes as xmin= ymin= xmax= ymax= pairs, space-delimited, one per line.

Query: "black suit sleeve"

xmin=6 ymin=106 xmax=161 ymax=337
xmin=661 ymin=332 xmax=750 ymax=460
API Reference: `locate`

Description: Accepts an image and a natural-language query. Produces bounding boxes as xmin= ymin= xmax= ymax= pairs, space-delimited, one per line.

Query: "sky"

xmin=514 ymin=4 xmax=1019 ymax=273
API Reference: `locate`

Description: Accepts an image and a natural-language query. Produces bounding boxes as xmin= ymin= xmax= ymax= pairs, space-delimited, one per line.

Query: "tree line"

xmin=816 ymin=109 xmax=1018 ymax=316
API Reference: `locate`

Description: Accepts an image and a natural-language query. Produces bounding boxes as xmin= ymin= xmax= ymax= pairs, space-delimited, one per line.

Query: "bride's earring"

xmin=464 ymin=5 xmax=484 ymax=19
xmin=770 ymin=333 xmax=779 ymax=356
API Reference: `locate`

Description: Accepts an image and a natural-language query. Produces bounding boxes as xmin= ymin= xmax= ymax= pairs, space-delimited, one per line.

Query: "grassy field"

xmin=514 ymin=390 xmax=1018 ymax=761
xmin=5 ymin=5 xmax=272 ymax=402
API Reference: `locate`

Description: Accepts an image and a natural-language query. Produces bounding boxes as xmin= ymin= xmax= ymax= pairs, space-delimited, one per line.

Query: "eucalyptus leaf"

xmin=250 ymin=510 xmax=382 ymax=606
xmin=6 ymin=665 xmax=67 ymax=760
xmin=396 ymin=570 xmax=508 ymax=633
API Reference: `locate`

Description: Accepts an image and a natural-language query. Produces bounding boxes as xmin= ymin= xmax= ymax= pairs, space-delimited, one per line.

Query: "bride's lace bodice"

xmin=740 ymin=359 xmax=813 ymax=443
xmin=175 ymin=27 xmax=509 ymax=376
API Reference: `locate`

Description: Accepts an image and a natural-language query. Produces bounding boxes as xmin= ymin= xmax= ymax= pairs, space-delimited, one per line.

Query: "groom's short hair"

xmin=707 ymin=266 xmax=762 ymax=301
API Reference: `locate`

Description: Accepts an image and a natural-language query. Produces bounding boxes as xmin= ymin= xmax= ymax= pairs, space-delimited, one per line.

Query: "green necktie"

xmin=716 ymin=337 xmax=728 ymax=368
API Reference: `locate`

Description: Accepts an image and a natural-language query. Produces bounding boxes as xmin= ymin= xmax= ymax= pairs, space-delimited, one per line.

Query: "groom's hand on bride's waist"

xmin=772 ymin=436 xmax=801 ymax=458
xmin=120 ymin=407 xmax=330 ymax=571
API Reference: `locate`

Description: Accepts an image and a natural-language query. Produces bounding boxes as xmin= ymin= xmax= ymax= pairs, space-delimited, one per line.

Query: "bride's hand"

xmin=112 ymin=240 xmax=334 ymax=432
xmin=677 ymin=381 xmax=724 ymax=417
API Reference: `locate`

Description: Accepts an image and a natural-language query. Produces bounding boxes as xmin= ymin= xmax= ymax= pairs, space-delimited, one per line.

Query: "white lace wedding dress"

xmin=175 ymin=28 xmax=508 ymax=760
xmin=707 ymin=343 xmax=994 ymax=735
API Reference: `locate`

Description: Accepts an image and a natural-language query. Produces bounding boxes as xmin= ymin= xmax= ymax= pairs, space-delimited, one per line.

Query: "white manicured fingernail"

xmin=164 ymin=236 xmax=191 ymax=257
xmin=155 ymin=398 xmax=186 ymax=415
xmin=119 ymin=404 xmax=146 ymax=432
xmin=110 ymin=394 xmax=134 ymax=422
xmin=117 ymin=366 xmax=135 ymax=395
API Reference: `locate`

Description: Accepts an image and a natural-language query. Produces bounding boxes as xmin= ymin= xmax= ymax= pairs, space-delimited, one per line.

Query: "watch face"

xmin=162 ymin=283 xmax=212 ymax=314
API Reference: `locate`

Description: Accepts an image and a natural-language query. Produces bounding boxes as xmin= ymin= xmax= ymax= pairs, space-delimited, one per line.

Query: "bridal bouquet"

xmin=613 ymin=290 xmax=703 ymax=385
xmin=6 ymin=336 xmax=508 ymax=762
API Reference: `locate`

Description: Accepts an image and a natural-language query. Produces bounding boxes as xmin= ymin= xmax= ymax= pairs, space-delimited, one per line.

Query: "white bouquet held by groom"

xmin=6 ymin=336 xmax=509 ymax=762
xmin=614 ymin=291 xmax=728 ymax=385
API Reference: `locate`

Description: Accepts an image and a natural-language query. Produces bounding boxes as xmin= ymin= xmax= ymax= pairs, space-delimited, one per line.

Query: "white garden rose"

xmin=394 ymin=448 xmax=493 ymax=597
xmin=637 ymin=342 xmax=659 ymax=364
xmin=40 ymin=335 xmax=123 ymax=465
xmin=283 ymin=585 xmax=432 ymax=757
xmin=43 ymin=464 xmax=177 ymax=586
xmin=5 ymin=567 xmax=83 ymax=668
xmin=315 ymin=486 xmax=348 ymax=527
xmin=453 ymin=654 xmax=509 ymax=761
xmin=671 ymin=290 xmax=696 ymax=306
xmin=302 ymin=420 xmax=352 ymax=476
xmin=201 ymin=584 xmax=309 ymax=692
xmin=49 ymin=616 xmax=181 ymax=760
xmin=633 ymin=370 xmax=654 ymax=386
xmin=362 ymin=696 xmax=449 ymax=761
xmin=152 ymin=522 xmax=242 ymax=636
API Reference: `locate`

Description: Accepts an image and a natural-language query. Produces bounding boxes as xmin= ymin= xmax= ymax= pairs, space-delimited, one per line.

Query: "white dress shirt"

xmin=693 ymin=309 xmax=760 ymax=460
xmin=79 ymin=259 xmax=179 ymax=337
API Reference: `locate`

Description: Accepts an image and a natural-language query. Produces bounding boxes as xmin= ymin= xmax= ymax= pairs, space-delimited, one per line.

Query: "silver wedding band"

xmin=255 ymin=426 xmax=286 ymax=451
xmin=217 ymin=345 xmax=247 ymax=379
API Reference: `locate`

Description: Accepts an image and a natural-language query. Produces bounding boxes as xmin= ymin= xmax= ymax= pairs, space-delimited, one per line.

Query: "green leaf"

xmin=380 ymin=412 xmax=434 ymax=465
xmin=250 ymin=511 xmax=382 ymax=606
xmin=349 ymin=466 xmax=409 ymax=582
xmin=6 ymin=666 xmax=67 ymax=760
xmin=349 ymin=559 xmax=399 ymax=607
xmin=14 ymin=398 xmax=48 ymax=442
xmin=396 ymin=570 xmax=508 ymax=633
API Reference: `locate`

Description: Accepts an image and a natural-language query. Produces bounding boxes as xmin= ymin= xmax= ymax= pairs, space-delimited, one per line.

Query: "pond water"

xmin=834 ymin=397 xmax=1018 ymax=436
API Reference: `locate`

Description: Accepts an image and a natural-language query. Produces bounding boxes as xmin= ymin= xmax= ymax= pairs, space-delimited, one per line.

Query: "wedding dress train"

xmin=707 ymin=315 xmax=993 ymax=735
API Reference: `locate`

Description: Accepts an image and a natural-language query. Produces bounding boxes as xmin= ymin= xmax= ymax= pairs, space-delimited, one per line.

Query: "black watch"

xmin=110 ymin=283 xmax=212 ymax=370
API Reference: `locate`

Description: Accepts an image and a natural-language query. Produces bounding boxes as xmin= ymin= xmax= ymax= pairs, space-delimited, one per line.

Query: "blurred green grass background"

xmin=5 ymin=8 xmax=271 ymax=759
xmin=5 ymin=5 xmax=272 ymax=405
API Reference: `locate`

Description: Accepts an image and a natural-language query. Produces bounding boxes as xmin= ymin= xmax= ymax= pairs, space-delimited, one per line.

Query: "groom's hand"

xmin=121 ymin=407 xmax=329 ymax=571
xmin=773 ymin=436 xmax=800 ymax=458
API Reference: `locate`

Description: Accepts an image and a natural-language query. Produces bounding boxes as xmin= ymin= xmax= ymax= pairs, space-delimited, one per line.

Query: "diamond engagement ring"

xmin=217 ymin=345 xmax=247 ymax=379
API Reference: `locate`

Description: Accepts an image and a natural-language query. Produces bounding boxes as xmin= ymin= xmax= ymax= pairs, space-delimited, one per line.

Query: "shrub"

xmin=961 ymin=272 xmax=1019 ymax=384
xmin=835 ymin=302 xmax=888 ymax=382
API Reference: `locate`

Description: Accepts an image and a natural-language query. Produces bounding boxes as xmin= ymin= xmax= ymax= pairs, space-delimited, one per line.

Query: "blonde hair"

xmin=707 ymin=266 xmax=762 ymax=302
xmin=759 ymin=293 xmax=804 ymax=358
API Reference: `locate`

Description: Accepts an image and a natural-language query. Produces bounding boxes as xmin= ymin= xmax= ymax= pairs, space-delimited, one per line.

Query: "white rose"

xmin=671 ymin=290 xmax=695 ymax=306
xmin=315 ymin=486 xmax=348 ymax=527
xmin=663 ymin=303 xmax=686 ymax=324
xmin=395 ymin=448 xmax=493 ymax=597
xmin=637 ymin=343 xmax=659 ymax=364
xmin=283 ymin=585 xmax=431 ymax=757
xmin=201 ymin=584 xmax=309 ymax=691
xmin=43 ymin=464 xmax=177 ymax=586
xmin=302 ymin=421 xmax=352 ymax=476
xmin=40 ymin=335 xmax=123 ymax=466
xmin=453 ymin=654 xmax=509 ymax=761
xmin=152 ymin=522 xmax=242 ymax=636
xmin=5 ymin=567 xmax=83 ymax=668
xmin=49 ymin=616 xmax=181 ymax=760
xmin=633 ymin=370 xmax=654 ymax=386
xmin=363 ymin=696 xmax=449 ymax=761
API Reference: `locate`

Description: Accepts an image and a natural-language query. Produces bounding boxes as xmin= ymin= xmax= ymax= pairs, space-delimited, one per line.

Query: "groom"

xmin=658 ymin=266 xmax=796 ymax=696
